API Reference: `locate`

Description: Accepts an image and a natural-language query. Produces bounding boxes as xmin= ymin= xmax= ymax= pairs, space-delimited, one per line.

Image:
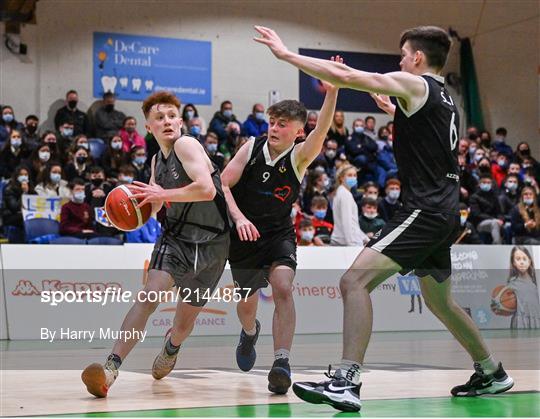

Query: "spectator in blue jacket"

xmin=492 ymin=127 xmax=513 ymax=159
xmin=344 ymin=118 xmax=378 ymax=184
xmin=243 ymin=103 xmax=268 ymax=137
xmin=0 ymin=105 xmax=24 ymax=147
xmin=209 ymin=100 xmax=240 ymax=143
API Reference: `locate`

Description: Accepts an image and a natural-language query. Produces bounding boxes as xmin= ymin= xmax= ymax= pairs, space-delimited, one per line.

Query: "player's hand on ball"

xmin=236 ymin=217 xmax=260 ymax=241
xmin=254 ymin=26 xmax=289 ymax=59
xmin=130 ymin=181 xmax=165 ymax=208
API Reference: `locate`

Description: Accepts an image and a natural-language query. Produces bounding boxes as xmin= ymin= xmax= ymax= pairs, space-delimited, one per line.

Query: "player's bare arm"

xmin=147 ymin=155 xmax=163 ymax=215
xmin=132 ymin=136 xmax=216 ymax=207
xmin=221 ymin=141 xmax=261 ymax=241
xmin=294 ymin=74 xmax=339 ymax=175
xmin=254 ymin=26 xmax=425 ymax=110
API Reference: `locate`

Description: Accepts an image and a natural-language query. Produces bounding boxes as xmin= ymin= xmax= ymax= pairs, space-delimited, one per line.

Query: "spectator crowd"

xmin=1 ymin=89 xmax=539 ymax=246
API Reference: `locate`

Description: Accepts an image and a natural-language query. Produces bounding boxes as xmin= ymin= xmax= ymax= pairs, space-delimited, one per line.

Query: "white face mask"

xmin=39 ymin=151 xmax=51 ymax=162
xmin=363 ymin=212 xmax=377 ymax=220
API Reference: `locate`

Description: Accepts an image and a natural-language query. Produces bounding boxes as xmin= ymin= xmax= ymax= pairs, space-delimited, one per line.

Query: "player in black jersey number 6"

xmin=221 ymin=63 xmax=340 ymax=394
xmin=254 ymin=25 xmax=514 ymax=411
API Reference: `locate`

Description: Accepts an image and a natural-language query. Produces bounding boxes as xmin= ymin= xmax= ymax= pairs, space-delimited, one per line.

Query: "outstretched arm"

xmin=294 ymin=57 xmax=341 ymax=174
xmin=221 ymin=141 xmax=261 ymax=241
xmin=254 ymin=26 xmax=425 ymax=105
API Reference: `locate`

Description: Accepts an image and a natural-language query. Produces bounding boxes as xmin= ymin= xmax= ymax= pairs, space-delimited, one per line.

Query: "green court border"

xmin=57 ymin=392 xmax=539 ymax=417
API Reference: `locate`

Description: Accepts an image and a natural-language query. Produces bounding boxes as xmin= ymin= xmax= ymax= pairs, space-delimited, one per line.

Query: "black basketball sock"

xmin=107 ymin=353 xmax=122 ymax=370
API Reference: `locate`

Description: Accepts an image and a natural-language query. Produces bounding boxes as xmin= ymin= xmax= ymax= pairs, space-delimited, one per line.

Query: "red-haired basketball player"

xmin=81 ymin=91 xmax=230 ymax=397
xmin=254 ymin=25 xmax=514 ymax=411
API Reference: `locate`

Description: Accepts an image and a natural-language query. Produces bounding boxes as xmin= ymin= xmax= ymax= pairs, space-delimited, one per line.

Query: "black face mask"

xmin=26 ymin=124 xmax=37 ymax=134
xmin=520 ymin=149 xmax=530 ymax=156
xmin=91 ymin=178 xmax=103 ymax=187
xmin=76 ymin=156 xmax=87 ymax=165
xmin=468 ymin=133 xmax=478 ymax=141
xmin=105 ymin=104 xmax=114 ymax=112
xmin=479 ymin=165 xmax=490 ymax=172
xmin=481 ymin=139 xmax=490 ymax=147
xmin=68 ymin=100 xmax=78 ymax=109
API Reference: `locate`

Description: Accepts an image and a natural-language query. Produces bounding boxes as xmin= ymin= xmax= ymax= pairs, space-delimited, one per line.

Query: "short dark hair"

xmin=361 ymin=197 xmax=378 ymax=208
xmin=479 ymin=174 xmax=493 ymax=182
xmin=103 ymin=91 xmax=115 ymax=100
xmin=459 ymin=202 xmax=468 ymax=211
xmin=399 ymin=26 xmax=451 ymax=70
xmin=220 ymin=100 xmax=232 ymax=110
xmin=299 ymin=219 xmax=313 ymax=229
xmin=267 ymin=100 xmax=307 ymax=124
xmin=142 ymin=91 xmax=181 ymax=118
xmin=365 ymin=116 xmax=375 ymax=123
xmin=66 ymin=90 xmax=78 ymax=97
xmin=25 ymin=114 xmax=39 ymax=122
xmin=69 ymin=177 xmax=86 ymax=189
xmin=311 ymin=196 xmax=328 ymax=208
xmin=90 ymin=165 xmax=104 ymax=174
xmin=495 ymin=127 xmax=507 ymax=136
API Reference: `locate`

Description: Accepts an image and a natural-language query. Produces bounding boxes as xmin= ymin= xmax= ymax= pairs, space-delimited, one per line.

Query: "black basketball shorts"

xmin=228 ymin=227 xmax=297 ymax=297
xmin=367 ymin=208 xmax=460 ymax=282
xmin=149 ymin=232 xmax=230 ymax=307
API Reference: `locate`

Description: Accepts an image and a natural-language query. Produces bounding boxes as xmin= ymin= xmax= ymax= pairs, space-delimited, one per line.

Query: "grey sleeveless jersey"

xmin=154 ymin=144 xmax=229 ymax=243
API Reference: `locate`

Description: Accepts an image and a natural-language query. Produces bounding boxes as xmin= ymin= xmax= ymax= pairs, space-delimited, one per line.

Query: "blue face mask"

xmin=73 ymin=191 xmax=85 ymax=203
xmin=11 ymin=139 xmax=22 ymax=148
xmin=301 ymin=230 xmax=314 ymax=242
xmin=313 ymin=209 xmax=327 ymax=220
xmin=354 ymin=126 xmax=364 ymax=134
xmin=345 ymin=177 xmax=358 ymax=189
xmin=255 ymin=112 xmax=265 ymax=121
xmin=186 ymin=110 xmax=195 ymax=120
xmin=190 ymin=126 xmax=201 ymax=136
xmin=497 ymin=159 xmax=507 ymax=168
xmin=524 ymin=198 xmax=534 ymax=206
xmin=111 ymin=141 xmax=122 ymax=150
xmin=206 ymin=143 xmax=218 ymax=153
xmin=3 ymin=114 xmax=14 ymax=123
xmin=50 ymin=173 xmax=61 ymax=184
xmin=61 ymin=128 xmax=74 ymax=137
xmin=387 ymin=190 xmax=400 ymax=200
xmin=480 ymin=183 xmax=492 ymax=192
xmin=134 ymin=156 xmax=147 ymax=165
xmin=17 ymin=175 xmax=28 ymax=184
xmin=223 ymin=109 xmax=233 ymax=118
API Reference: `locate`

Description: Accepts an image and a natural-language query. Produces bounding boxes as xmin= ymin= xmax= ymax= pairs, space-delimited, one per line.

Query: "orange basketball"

xmin=104 ymin=184 xmax=152 ymax=231
xmin=490 ymin=285 xmax=517 ymax=316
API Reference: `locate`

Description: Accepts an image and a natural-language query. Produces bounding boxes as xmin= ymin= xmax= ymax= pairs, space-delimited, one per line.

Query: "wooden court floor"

xmin=1 ymin=330 xmax=539 ymax=417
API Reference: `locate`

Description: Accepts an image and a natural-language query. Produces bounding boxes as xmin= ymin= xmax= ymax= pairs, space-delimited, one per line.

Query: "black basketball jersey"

xmin=154 ymin=138 xmax=229 ymax=243
xmin=232 ymin=136 xmax=301 ymax=235
xmin=393 ymin=74 xmax=460 ymax=215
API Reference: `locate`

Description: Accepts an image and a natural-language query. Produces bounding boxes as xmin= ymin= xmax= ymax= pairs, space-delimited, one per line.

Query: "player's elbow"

xmin=202 ymin=184 xmax=216 ymax=201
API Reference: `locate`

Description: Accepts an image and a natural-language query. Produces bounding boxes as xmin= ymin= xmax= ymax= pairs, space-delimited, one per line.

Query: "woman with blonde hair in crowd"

xmin=331 ymin=164 xmax=368 ymax=246
xmin=510 ymin=186 xmax=540 ymax=245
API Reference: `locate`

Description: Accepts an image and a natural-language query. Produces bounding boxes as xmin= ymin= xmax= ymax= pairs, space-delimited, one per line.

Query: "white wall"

xmin=1 ymin=0 xmax=538 ymax=151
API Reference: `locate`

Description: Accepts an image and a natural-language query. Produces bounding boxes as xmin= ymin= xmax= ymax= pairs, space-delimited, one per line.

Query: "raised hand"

xmin=370 ymin=93 xmax=395 ymax=116
xmin=254 ymin=26 xmax=289 ymax=59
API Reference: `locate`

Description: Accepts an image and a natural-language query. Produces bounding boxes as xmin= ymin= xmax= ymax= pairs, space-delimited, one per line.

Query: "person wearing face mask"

xmin=102 ymin=135 xmax=127 ymax=181
xmin=491 ymin=153 xmax=509 ymax=187
xmin=373 ymin=126 xmax=398 ymax=189
xmin=35 ymin=162 xmax=70 ymax=198
xmin=377 ymin=178 xmax=402 ymax=222
xmin=309 ymin=195 xmax=334 ymax=244
xmin=344 ymin=119 xmax=378 ymax=184
xmin=243 ymin=103 xmax=269 ymax=138
xmin=129 ymin=145 xmax=151 ymax=183
xmin=515 ymin=141 xmax=535 ymax=165
xmin=302 ymin=170 xmax=331 ymax=217
xmin=311 ymin=139 xmax=340 ymax=178
xmin=24 ymin=144 xmax=52 ymax=183
xmin=303 ymin=111 xmax=318 ymax=138
xmin=470 ymin=175 xmax=504 ymax=244
xmin=2 ymin=165 xmax=35 ymax=242
xmin=209 ymin=100 xmax=240 ymax=143
xmin=180 ymin=103 xmax=207 ymax=135
xmin=359 ymin=197 xmax=385 ymax=239
xmin=85 ymin=166 xmax=118 ymax=237
xmin=203 ymin=131 xmax=225 ymax=171
xmin=510 ymin=187 xmax=540 ymax=244
xmin=95 ymin=92 xmax=126 ymax=140
xmin=116 ymin=164 xmax=136 ymax=186
xmin=498 ymin=174 xmax=521 ymax=220
xmin=331 ymin=165 xmax=368 ymax=246
xmin=0 ymin=130 xmax=31 ymax=179
xmin=298 ymin=219 xmax=322 ymax=246
xmin=186 ymin=117 xmax=204 ymax=142
xmin=59 ymin=178 xmax=95 ymax=239
xmin=361 ymin=181 xmax=380 ymax=202
xmin=54 ymin=90 xmax=89 ymax=136
xmin=472 ymin=156 xmax=492 ymax=182
xmin=119 ymin=116 xmax=145 ymax=152
xmin=65 ymin=147 xmax=92 ymax=182
xmin=454 ymin=203 xmax=482 ymax=244
xmin=56 ymin=121 xmax=75 ymax=153
xmin=492 ymin=127 xmax=513 ymax=159
xmin=22 ymin=115 xmax=40 ymax=151
xmin=457 ymin=154 xmax=477 ymax=205
xmin=219 ymin=121 xmax=242 ymax=163
xmin=0 ymin=105 xmax=24 ymax=147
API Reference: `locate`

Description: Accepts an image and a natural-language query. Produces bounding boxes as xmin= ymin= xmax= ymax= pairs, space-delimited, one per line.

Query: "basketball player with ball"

xmin=82 ymin=91 xmax=230 ymax=398
xmin=254 ymin=25 xmax=514 ymax=411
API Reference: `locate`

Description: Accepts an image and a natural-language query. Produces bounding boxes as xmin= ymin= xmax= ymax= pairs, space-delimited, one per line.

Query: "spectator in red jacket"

xmin=119 ymin=116 xmax=146 ymax=152
xmin=491 ymin=152 xmax=509 ymax=187
xmin=59 ymin=178 xmax=95 ymax=238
